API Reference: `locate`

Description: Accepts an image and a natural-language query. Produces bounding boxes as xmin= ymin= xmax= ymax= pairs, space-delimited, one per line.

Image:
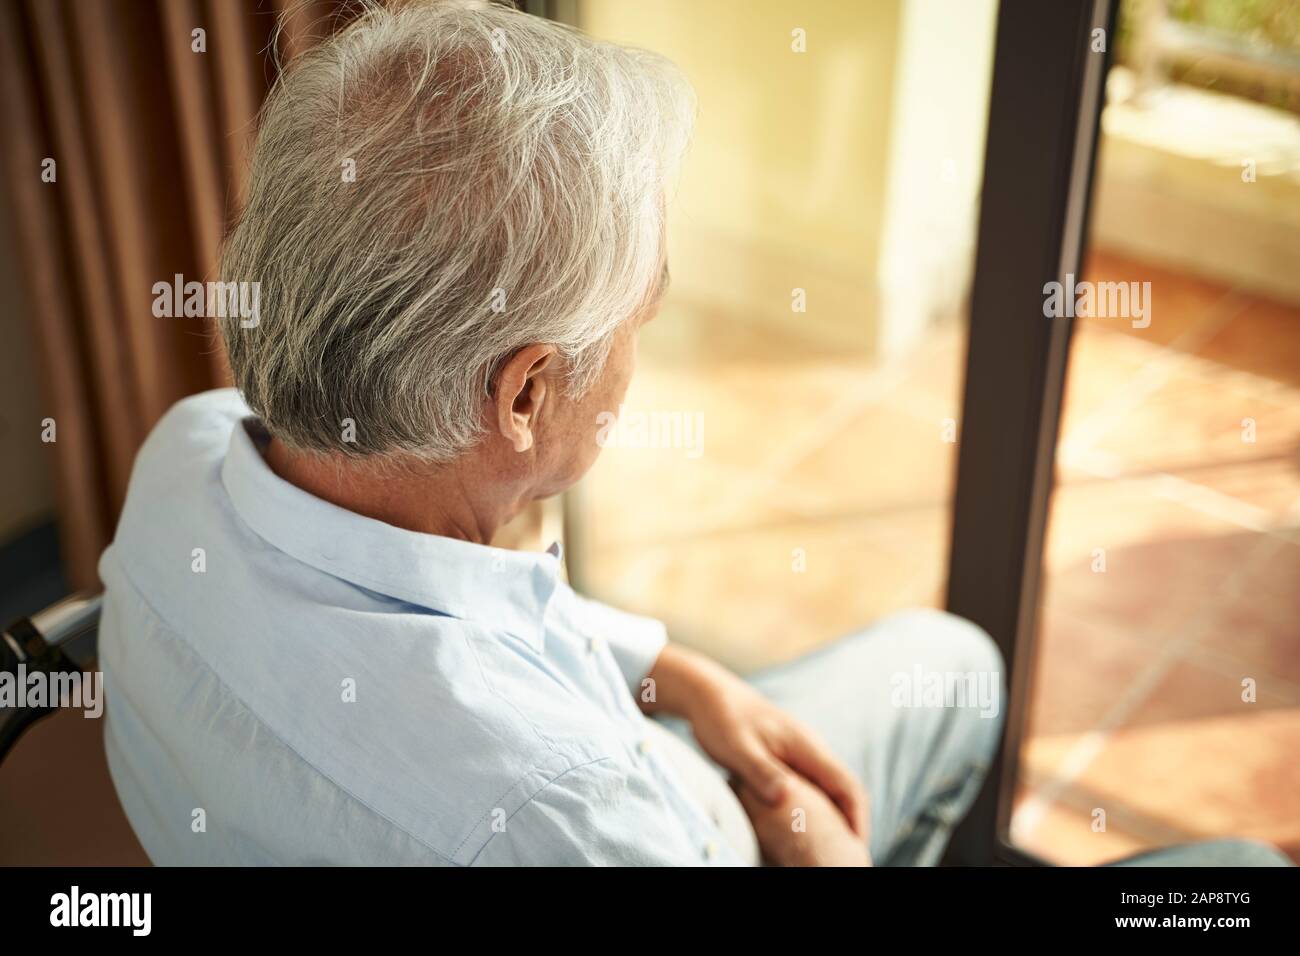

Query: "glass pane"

xmin=567 ymin=0 xmax=999 ymax=674
xmin=1012 ymin=0 xmax=1300 ymax=864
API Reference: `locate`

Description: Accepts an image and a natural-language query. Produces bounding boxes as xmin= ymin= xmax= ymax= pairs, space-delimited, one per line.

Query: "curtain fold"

xmin=1 ymin=0 xmax=549 ymax=591
xmin=0 ymin=2 xmax=111 ymax=586
xmin=0 ymin=0 xmax=346 ymax=591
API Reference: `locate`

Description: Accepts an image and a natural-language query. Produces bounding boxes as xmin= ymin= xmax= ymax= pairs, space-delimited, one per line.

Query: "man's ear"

xmin=492 ymin=343 xmax=556 ymax=453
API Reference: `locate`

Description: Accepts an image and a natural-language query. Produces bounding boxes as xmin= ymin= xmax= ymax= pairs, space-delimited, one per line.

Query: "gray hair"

xmin=218 ymin=0 xmax=693 ymax=461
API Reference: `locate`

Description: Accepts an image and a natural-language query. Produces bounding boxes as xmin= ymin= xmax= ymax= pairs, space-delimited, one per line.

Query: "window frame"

xmin=943 ymin=0 xmax=1115 ymax=866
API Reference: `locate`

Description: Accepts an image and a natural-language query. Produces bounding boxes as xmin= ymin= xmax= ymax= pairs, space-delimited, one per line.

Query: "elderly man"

xmin=99 ymin=0 xmax=1002 ymax=866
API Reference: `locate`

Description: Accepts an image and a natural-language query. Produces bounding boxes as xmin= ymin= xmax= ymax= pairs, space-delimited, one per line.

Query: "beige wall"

xmin=579 ymin=0 xmax=903 ymax=351
xmin=876 ymin=0 xmax=998 ymax=358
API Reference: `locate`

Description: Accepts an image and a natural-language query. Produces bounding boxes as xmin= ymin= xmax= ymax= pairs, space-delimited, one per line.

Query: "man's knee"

xmin=867 ymin=608 xmax=1006 ymax=754
xmin=874 ymin=608 xmax=1004 ymax=679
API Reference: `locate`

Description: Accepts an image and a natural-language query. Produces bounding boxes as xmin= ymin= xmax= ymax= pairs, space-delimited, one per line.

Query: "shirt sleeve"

xmin=569 ymin=591 xmax=668 ymax=694
xmin=470 ymin=757 xmax=737 ymax=867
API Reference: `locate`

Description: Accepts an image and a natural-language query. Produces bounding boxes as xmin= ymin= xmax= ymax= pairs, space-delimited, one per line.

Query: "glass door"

xmin=562 ymin=0 xmax=1000 ymax=677
xmin=543 ymin=0 xmax=1297 ymax=867
xmin=1008 ymin=0 xmax=1300 ymax=865
xmin=947 ymin=0 xmax=1299 ymax=865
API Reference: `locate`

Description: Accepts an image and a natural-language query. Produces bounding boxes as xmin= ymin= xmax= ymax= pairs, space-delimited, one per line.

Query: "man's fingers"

xmin=825 ymin=769 xmax=868 ymax=836
xmin=733 ymin=778 xmax=763 ymax=816
xmin=782 ymin=738 xmax=868 ymax=835
xmin=737 ymin=741 xmax=789 ymax=804
xmin=839 ymin=779 xmax=870 ymax=837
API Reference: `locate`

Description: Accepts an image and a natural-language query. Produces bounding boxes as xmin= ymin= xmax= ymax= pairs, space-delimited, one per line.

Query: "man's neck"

xmin=263 ymin=436 xmax=519 ymax=545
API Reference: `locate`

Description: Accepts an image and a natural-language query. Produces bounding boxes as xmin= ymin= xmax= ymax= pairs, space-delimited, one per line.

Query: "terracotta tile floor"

xmin=577 ymin=316 xmax=963 ymax=674
xmin=580 ymin=247 xmax=1300 ymax=864
xmin=1015 ymin=250 xmax=1300 ymax=865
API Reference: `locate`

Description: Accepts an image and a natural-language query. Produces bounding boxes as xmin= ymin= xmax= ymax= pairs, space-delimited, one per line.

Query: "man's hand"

xmin=641 ymin=644 xmax=869 ymax=837
xmin=736 ymin=772 xmax=872 ymax=867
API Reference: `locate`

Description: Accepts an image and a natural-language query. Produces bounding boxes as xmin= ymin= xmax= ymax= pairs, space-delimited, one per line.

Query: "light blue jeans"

xmin=667 ymin=608 xmax=1292 ymax=867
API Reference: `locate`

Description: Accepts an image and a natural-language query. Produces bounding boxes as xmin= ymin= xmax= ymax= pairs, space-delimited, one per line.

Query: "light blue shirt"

xmin=100 ymin=388 xmax=740 ymax=865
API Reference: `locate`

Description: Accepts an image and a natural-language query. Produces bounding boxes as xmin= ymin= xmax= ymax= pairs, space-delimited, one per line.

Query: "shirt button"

xmin=704 ymin=841 xmax=719 ymax=861
xmin=637 ymin=738 xmax=653 ymax=756
xmin=588 ymin=637 xmax=604 ymax=654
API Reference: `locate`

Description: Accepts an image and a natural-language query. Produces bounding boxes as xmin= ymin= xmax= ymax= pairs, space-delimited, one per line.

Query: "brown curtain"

xmin=0 ymin=0 xmax=346 ymax=591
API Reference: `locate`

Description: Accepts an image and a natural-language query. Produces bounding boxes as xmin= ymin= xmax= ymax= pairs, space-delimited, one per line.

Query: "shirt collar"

xmin=220 ymin=416 xmax=562 ymax=651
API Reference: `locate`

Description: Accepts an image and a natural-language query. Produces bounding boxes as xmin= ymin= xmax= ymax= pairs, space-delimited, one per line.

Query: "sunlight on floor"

xmin=577 ymin=247 xmax=1300 ymax=864
xmin=1015 ymin=250 xmax=1300 ymax=865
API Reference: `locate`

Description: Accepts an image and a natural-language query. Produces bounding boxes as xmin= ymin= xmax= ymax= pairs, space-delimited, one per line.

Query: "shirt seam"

xmin=460 ymin=610 xmax=567 ymax=758
xmin=449 ymin=759 xmax=564 ymax=860
xmin=466 ymin=756 xmax=616 ymax=866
